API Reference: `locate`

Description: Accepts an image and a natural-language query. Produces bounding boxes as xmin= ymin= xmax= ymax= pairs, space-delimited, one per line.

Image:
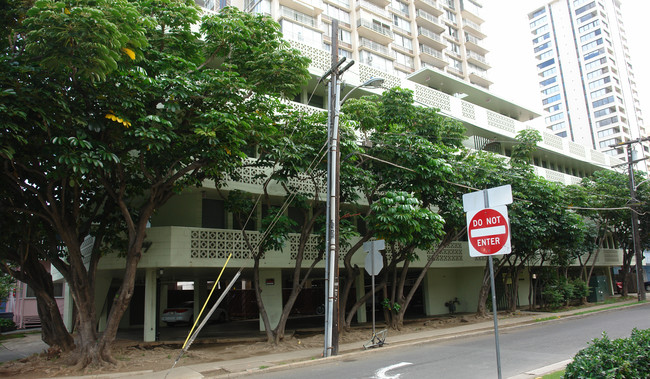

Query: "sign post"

xmin=363 ymin=239 xmax=384 ymax=342
xmin=462 ymin=185 xmax=512 ymax=379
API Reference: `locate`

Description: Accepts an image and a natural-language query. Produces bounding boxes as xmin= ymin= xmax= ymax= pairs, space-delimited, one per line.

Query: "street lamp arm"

xmin=340 ymin=77 xmax=385 ymax=105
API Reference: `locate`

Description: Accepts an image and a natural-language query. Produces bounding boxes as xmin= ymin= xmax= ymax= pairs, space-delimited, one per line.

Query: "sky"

xmin=481 ymin=0 xmax=650 ymax=130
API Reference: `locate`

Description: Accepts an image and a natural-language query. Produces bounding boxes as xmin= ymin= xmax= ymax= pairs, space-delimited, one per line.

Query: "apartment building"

xmin=198 ymin=0 xmax=491 ymax=88
xmin=57 ymin=1 xmax=630 ymax=341
xmin=527 ymin=0 xmax=648 ymax=161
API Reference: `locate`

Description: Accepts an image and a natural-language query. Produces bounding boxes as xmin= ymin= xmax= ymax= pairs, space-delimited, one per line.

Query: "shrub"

xmin=571 ymin=279 xmax=589 ymax=300
xmin=564 ymin=328 xmax=650 ymax=378
xmin=542 ymin=286 xmax=564 ymax=309
xmin=0 ymin=318 xmax=15 ymax=330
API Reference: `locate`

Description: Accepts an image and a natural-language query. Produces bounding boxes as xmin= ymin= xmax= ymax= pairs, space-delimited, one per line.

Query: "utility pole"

xmin=615 ymin=137 xmax=649 ymax=301
xmin=322 ymin=19 xmax=354 ymax=357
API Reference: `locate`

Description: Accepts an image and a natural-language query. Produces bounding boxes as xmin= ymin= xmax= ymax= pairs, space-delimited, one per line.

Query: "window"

xmin=533 ymin=33 xmax=551 ymax=45
xmin=529 ymin=7 xmax=546 ymax=19
xmin=448 ymin=26 xmax=459 ymax=40
xmin=580 ymin=28 xmax=601 ymax=42
xmin=393 ymin=34 xmax=413 ymax=51
xmin=540 ymin=77 xmax=557 ymax=87
xmin=393 ymin=15 xmax=410 ymax=31
xmin=578 ymin=11 xmax=596 ymax=23
xmin=545 ymin=103 xmax=562 ymax=113
xmin=583 ymin=47 xmax=604 ymax=61
xmin=323 ymin=24 xmax=351 ymax=44
xmin=590 ymin=86 xmax=611 ymax=99
xmin=594 ymin=106 xmax=616 ymax=118
xmin=578 ymin=20 xmax=599 ymax=33
xmin=534 ymin=42 xmax=551 ymax=53
xmin=575 ymin=1 xmax=595 ymax=15
xmin=530 ymin=15 xmax=547 ymax=28
xmin=27 ymin=283 xmax=64 ymax=298
xmin=592 ymin=95 xmax=614 ymax=108
xmin=587 ymin=67 xmax=608 ymax=79
xmin=537 ymin=58 xmax=555 ymax=69
xmin=596 ymin=116 xmax=618 ymax=127
xmin=281 ymin=20 xmax=321 ymax=46
xmin=598 ymin=127 xmax=619 ymax=138
xmin=449 ymin=57 xmax=462 ymax=70
xmin=532 ymin=24 xmax=549 ymax=35
xmin=556 ymin=131 xmax=568 ymax=137
xmin=448 ymin=42 xmax=460 ymax=55
xmin=202 ymin=199 xmax=225 ymax=228
xmin=582 ymin=38 xmax=602 ymax=51
xmin=323 ymin=4 xmax=350 ymax=24
xmin=323 ymin=43 xmax=352 ymax=58
xmin=360 ymin=50 xmax=393 ymax=73
xmin=550 ymin=121 xmax=566 ymax=130
xmin=446 ymin=9 xmax=456 ymax=23
xmin=540 ymin=67 xmax=556 ymax=77
xmin=537 ymin=50 xmax=553 ymax=61
xmin=585 ymin=57 xmax=606 ymax=70
xmin=546 ymin=113 xmax=564 ymax=123
xmin=599 ymin=138 xmax=620 ymax=148
xmin=391 ymin=0 xmax=409 ymax=15
xmin=542 ymin=85 xmax=559 ymax=95
xmin=543 ymin=94 xmax=562 ymax=105
xmin=589 ymin=76 xmax=610 ymax=89
xmin=394 ymin=51 xmax=414 ymax=68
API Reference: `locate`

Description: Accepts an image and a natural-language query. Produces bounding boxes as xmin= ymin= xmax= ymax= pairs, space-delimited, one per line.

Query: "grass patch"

xmin=259 ymin=365 xmax=269 ymax=369
xmin=535 ymin=316 xmax=561 ymax=322
xmin=573 ymin=300 xmax=647 ymax=316
xmin=0 ymin=333 xmax=26 ymax=343
xmin=542 ymin=369 xmax=564 ymax=379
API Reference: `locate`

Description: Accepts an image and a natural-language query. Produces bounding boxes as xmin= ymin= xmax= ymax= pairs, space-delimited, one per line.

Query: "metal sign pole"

xmin=484 ymin=191 xmax=502 ymax=379
xmin=371 ymin=244 xmax=376 ymax=337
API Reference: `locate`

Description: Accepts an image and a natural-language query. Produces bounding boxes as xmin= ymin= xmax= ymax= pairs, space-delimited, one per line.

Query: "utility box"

xmin=588 ymin=276 xmax=607 ymax=303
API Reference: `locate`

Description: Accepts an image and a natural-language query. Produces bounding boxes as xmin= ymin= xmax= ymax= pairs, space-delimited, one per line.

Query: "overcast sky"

xmin=482 ymin=0 xmax=650 ymax=129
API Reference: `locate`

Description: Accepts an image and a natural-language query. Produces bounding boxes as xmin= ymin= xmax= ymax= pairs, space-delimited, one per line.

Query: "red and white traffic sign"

xmin=466 ymin=205 xmax=511 ymax=257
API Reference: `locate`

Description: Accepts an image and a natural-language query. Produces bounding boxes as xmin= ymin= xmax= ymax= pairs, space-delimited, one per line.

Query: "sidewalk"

xmin=1 ymin=300 xmax=642 ymax=378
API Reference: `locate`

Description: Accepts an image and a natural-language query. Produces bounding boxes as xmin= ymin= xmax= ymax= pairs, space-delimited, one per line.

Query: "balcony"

xmin=359 ymin=38 xmax=394 ymax=59
xmin=464 ymin=33 xmax=488 ymax=55
xmin=419 ymin=44 xmax=448 ymax=68
xmin=462 ymin=18 xmax=485 ymax=39
xmin=357 ymin=19 xmax=394 ymax=44
xmin=362 ymin=0 xmax=389 ymax=8
xmin=279 ymin=6 xmax=317 ymax=28
xmin=414 ymin=0 xmax=443 ymax=16
xmin=466 ymin=50 xmax=490 ymax=69
xmin=279 ymin=0 xmax=324 ymax=16
xmin=417 ymin=27 xmax=447 ymax=50
xmin=415 ymin=9 xmax=445 ymax=34
xmin=468 ymin=69 xmax=492 ymax=88
xmin=356 ymin=0 xmax=390 ymax=19
xmin=461 ymin=2 xmax=484 ymax=24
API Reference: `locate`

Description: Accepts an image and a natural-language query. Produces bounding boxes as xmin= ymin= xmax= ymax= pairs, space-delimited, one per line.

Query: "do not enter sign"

xmin=466 ymin=206 xmax=511 ymax=257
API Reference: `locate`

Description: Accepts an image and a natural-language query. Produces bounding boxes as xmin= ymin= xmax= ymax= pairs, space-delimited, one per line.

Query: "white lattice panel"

xmin=284 ymin=100 xmax=324 ymax=115
xmin=228 ymin=165 xmax=267 ymax=186
xmin=542 ymin=132 xmax=563 ymax=150
xmin=461 ymin=101 xmax=475 ymax=120
xmin=414 ymin=84 xmax=451 ymax=112
xmin=430 ymin=242 xmax=463 ymax=261
xmin=289 ymin=40 xmax=331 ymax=72
xmin=486 ymin=111 xmax=515 ymax=133
xmin=570 ymin=176 xmax=582 ymax=185
xmin=590 ymin=150 xmax=607 ymax=164
xmin=358 ymin=63 xmax=401 ymax=89
xmin=190 ymin=229 xmax=261 ymax=260
xmin=568 ymin=141 xmax=586 ymax=157
xmin=289 ymin=234 xmax=321 ymax=260
xmin=545 ymin=170 xmax=566 ymax=184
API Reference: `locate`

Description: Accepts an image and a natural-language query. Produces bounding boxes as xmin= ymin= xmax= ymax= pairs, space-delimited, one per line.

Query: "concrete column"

xmin=159 ymin=284 xmax=168 ymax=327
xmin=63 ymin=282 xmax=73 ymax=332
xmin=94 ymin=273 xmax=112 ymax=332
xmin=258 ymin=269 xmax=283 ymax=331
xmin=143 ymin=268 xmax=157 ymax=342
xmin=193 ymin=279 xmax=208 ymax=324
xmin=355 ymin=272 xmax=367 ymax=323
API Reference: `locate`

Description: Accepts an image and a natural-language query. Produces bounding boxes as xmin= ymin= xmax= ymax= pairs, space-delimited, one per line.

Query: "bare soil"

xmin=0 ymin=313 xmax=515 ymax=378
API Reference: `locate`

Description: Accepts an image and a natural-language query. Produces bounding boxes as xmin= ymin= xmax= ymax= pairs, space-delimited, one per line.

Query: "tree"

xmin=1 ymin=1 xmax=309 ymax=366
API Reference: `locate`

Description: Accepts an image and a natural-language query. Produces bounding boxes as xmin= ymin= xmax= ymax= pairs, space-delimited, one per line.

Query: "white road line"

xmin=374 ymin=362 xmax=413 ymax=379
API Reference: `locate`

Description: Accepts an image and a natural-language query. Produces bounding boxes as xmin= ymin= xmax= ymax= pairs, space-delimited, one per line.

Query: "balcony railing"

xmin=467 ymin=50 xmax=487 ymax=64
xmin=356 ymin=0 xmax=389 ymax=18
xmin=281 ymin=6 xmax=317 ymax=27
xmin=359 ymin=37 xmax=390 ymax=56
xmin=416 ymin=9 xmax=442 ymax=26
xmin=357 ymin=19 xmax=394 ymax=39
xmin=420 ymin=44 xmax=444 ymax=59
xmin=418 ymin=27 xmax=443 ymax=42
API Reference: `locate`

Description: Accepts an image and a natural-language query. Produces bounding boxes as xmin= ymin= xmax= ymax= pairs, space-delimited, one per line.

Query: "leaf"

xmin=122 ymin=47 xmax=136 ymax=60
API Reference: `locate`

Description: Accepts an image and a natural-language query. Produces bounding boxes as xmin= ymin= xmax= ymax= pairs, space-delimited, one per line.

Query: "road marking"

xmin=375 ymin=362 xmax=413 ymax=379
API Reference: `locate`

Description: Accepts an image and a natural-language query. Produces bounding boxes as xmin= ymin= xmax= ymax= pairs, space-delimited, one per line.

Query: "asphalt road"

xmin=250 ymin=303 xmax=650 ymax=379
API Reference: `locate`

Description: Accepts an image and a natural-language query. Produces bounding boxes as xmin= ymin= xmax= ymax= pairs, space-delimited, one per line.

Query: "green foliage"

xmin=564 ymin=328 xmax=650 ymax=379
xmin=542 ymin=277 xmax=589 ymax=309
xmin=382 ymin=298 xmax=401 ymax=313
xmin=0 ymin=318 xmax=16 ymax=329
xmin=0 ymin=273 xmax=14 ymax=300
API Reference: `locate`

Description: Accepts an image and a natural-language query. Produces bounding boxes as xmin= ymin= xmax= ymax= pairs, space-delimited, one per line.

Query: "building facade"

xmin=54 ymin=1 xmax=630 ymax=341
xmin=527 ymin=0 xmax=648 ymax=161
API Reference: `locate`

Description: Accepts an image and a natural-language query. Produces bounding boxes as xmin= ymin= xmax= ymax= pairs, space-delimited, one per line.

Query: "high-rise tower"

xmin=527 ymin=0 xmax=647 ymax=160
